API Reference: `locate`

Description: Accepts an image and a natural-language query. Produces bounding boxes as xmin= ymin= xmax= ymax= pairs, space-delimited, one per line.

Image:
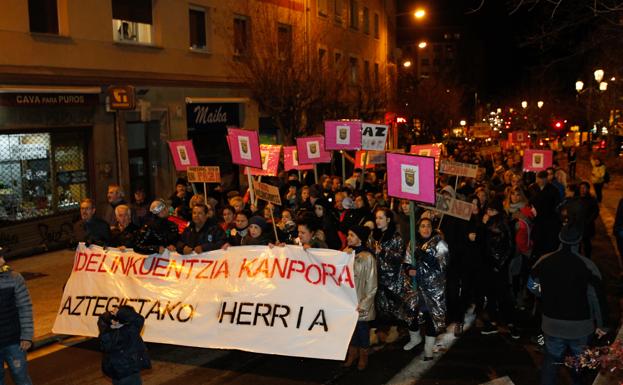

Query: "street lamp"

xmin=403 ymin=60 xmax=412 ymax=68
xmin=537 ymin=100 xmax=544 ymax=109
xmin=418 ymin=41 xmax=427 ymax=49
xmin=599 ymin=82 xmax=608 ymax=91
xmin=459 ymin=120 xmax=467 ymax=126
xmin=594 ymin=69 xmax=604 ymax=83
xmin=521 ymin=100 xmax=528 ymax=109
xmin=414 ymin=8 xmax=426 ymax=19
xmin=576 ymin=81 xmax=584 ymax=92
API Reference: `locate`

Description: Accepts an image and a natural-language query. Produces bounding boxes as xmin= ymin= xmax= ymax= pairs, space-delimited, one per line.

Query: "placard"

xmin=227 ymin=128 xmax=262 ymax=169
xmin=479 ymin=145 xmax=502 ymax=156
xmin=245 ymin=145 xmax=282 ymax=177
xmin=439 ymin=159 xmax=478 ymax=178
xmin=523 ymin=149 xmax=553 ymax=172
xmin=187 ymin=166 xmax=221 ymax=183
xmin=53 ymin=244 xmax=358 ymax=360
xmin=168 ymin=140 xmax=199 ymax=172
xmin=386 ymin=153 xmax=436 ymax=205
xmin=324 ymin=121 xmax=362 ymax=150
xmin=420 ymin=194 xmax=476 ymax=221
xmin=361 ymin=123 xmax=389 ymax=151
xmin=296 ymin=136 xmax=332 ymax=164
xmin=253 ymin=180 xmax=282 ymax=206
xmin=283 ymin=146 xmax=314 ymax=171
xmin=509 ymin=130 xmax=529 ymax=144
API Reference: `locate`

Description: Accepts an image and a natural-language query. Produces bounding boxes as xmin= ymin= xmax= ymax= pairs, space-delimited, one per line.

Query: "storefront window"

xmin=0 ymin=131 xmax=88 ymax=222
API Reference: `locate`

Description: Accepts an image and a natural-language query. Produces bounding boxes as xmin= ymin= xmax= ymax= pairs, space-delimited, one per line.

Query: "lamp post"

xmin=576 ymin=68 xmax=609 ymax=140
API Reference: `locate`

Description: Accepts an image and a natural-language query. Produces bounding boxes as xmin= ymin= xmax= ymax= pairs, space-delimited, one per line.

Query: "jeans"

xmin=541 ymin=334 xmax=589 ymax=385
xmin=112 ymin=373 xmax=142 ymax=385
xmin=0 ymin=344 xmax=33 ymax=385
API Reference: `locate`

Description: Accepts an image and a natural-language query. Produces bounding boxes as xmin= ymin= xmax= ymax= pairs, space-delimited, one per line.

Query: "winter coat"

xmin=512 ymin=205 xmax=534 ymax=256
xmin=73 ymin=216 xmax=111 ymax=247
xmin=352 ymin=246 xmax=377 ymax=321
xmin=177 ymin=219 xmax=227 ymax=253
xmin=373 ymin=227 xmax=416 ymax=325
xmin=0 ymin=266 xmax=33 ymax=348
xmin=591 ymin=161 xmax=606 ymax=184
xmin=409 ymin=232 xmax=449 ymax=333
xmin=241 ymin=233 xmax=271 ymax=246
xmin=109 ymin=223 xmax=139 ymax=249
xmin=484 ymin=214 xmax=513 ymax=272
xmin=134 ymin=215 xmax=179 ymax=255
xmin=98 ymin=307 xmax=150 ymax=380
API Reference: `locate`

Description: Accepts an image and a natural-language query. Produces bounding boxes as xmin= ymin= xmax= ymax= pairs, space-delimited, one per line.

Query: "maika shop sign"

xmin=186 ymin=102 xmax=240 ymax=130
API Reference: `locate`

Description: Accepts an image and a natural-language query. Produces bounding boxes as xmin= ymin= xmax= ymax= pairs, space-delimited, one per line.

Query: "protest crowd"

xmin=61 ymin=129 xmax=623 ymax=385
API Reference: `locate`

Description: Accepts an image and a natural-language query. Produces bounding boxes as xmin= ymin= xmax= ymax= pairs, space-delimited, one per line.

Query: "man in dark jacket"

xmin=134 ymin=200 xmax=178 ymax=255
xmin=529 ymin=171 xmax=562 ymax=258
xmin=177 ymin=204 xmax=226 ymax=254
xmin=0 ymin=248 xmax=34 ymax=385
xmin=109 ymin=205 xmax=139 ymax=249
xmin=103 ymin=184 xmax=127 ymax=227
xmin=73 ymin=198 xmax=111 ymax=246
xmin=531 ymin=224 xmax=607 ymax=385
xmin=98 ymin=305 xmax=150 ymax=385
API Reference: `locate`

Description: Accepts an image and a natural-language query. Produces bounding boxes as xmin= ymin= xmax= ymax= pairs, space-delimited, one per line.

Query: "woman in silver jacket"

xmin=405 ymin=217 xmax=449 ymax=360
xmin=342 ymin=225 xmax=377 ymax=371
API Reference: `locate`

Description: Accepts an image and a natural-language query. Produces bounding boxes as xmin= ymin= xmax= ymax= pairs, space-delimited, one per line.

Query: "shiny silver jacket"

xmin=353 ymin=249 xmax=378 ymax=321
xmin=408 ymin=232 xmax=449 ymax=333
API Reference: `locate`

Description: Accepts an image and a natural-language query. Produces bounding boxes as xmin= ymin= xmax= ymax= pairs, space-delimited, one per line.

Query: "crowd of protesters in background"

xmin=70 ymin=139 xmax=615 ymax=381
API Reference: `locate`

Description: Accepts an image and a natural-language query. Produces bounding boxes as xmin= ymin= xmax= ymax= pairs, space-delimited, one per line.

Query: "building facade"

xmin=0 ymin=0 xmax=395 ymax=256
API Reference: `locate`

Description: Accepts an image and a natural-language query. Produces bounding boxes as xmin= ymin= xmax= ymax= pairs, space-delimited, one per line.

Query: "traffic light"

xmin=553 ymin=120 xmax=564 ymax=130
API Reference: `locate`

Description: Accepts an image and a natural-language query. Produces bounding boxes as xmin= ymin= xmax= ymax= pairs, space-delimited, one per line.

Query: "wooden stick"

xmin=269 ymin=206 xmax=279 ymax=243
xmin=313 ymin=165 xmax=318 ymax=184
xmin=360 ymin=152 xmax=367 ymax=188
xmin=203 ymin=183 xmax=208 ymax=205
xmin=341 ymin=151 xmax=346 ymax=181
xmin=409 ymin=201 xmax=417 ymax=291
xmin=246 ymin=167 xmax=255 ymax=205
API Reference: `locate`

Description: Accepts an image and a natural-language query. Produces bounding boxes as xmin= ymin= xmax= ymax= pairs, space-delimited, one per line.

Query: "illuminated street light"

xmin=418 ymin=41 xmax=427 ymax=49
xmin=537 ymin=100 xmax=544 ymax=109
xmin=414 ymin=8 xmax=426 ymax=19
xmin=459 ymin=120 xmax=467 ymax=126
xmin=611 ymin=77 xmax=616 ymax=81
xmin=496 ymin=108 xmax=502 ymax=113
xmin=575 ymin=81 xmax=584 ymax=92
xmin=594 ymin=69 xmax=604 ymax=83
xmin=402 ymin=60 xmax=412 ymax=68
xmin=599 ymin=81 xmax=608 ymax=91
xmin=521 ymin=100 xmax=528 ymax=109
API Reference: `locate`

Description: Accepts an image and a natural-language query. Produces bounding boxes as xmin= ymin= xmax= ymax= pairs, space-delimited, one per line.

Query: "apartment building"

xmin=0 ymin=0 xmax=395 ymax=255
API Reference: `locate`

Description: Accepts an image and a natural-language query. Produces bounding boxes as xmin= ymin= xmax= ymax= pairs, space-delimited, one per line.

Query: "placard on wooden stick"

xmin=186 ymin=166 xmax=221 ymax=183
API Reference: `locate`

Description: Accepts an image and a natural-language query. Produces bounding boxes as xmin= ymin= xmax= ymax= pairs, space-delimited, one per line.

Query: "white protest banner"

xmin=253 ymin=180 xmax=282 ymax=206
xmin=361 ymin=123 xmax=389 ymax=151
xmin=439 ymin=159 xmax=478 ymax=178
xmin=420 ymin=194 xmax=475 ymax=221
xmin=53 ymin=244 xmax=358 ymax=360
xmin=187 ymin=166 xmax=221 ymax=183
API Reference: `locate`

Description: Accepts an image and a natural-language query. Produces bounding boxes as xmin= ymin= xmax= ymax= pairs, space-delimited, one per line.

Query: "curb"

xmin=32 ymin=333 xmax=73 ymax=351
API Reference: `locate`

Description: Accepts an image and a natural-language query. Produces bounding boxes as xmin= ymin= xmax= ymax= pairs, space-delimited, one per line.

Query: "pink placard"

xmin=245 ymin=145 xmax=282 ymax=176
xmin=227 ymin=128 xmax=262 ymax=169
xmin=296 ymin=136 xmax=332 ymax=164
xmin=324 ymin=121 xmax=362 ymax=150
xmin=168 ymin=140 xmax=199 ymax=171
xmin=284 ymin=146 xmax=314 ymax=171
xmin=523 ymin=149 xmax=553 ymax=172
xmin=387 ymin=152 xmax=436 ymax=205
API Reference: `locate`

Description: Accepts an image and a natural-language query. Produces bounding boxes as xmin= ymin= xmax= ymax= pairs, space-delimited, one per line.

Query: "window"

xmin=277 ymin=23 xmax=292 ymax=60
xmin=373 ymin=13 xmax=379 ymax=39
xmin=335 ymin=51 xmax=342 ymax=66
xmin=349 ymin=0 xmax=358 ymax=30
xmin=363 ymin=60 xmax=370 ymax=83
xmin=28 ymin=0 xmax=59 ymax=34
xmin=433 ymin=58 xmax=440 ymax=66
xmin=318 ymin=0 xmax=328 ymax=16
xmin=349 ymin=57 xmax=358 ymax=85
xmin=433 ymin=44 xmax=441 ymax=53
xmin=319 ymin=48 xmax=328 ymax=69
xmin=189 ymin=6 xmax=208 ymax=51
xmin=362 ymin=7 xmax=369 ymax=34
xmin=334 ymin=0 xmax=344 ymax=24
xmin=0 ymin=131 xmax=89 ymax=222
xmin=421 ymin=58 xmax=429 ymax=66
xmin=374 ymin=63 xmax=379 ymax=86
xmin=233 ymin=15 xmax=250 ymax=57
xmin=112 ymin=0 xmax=153 ymax=44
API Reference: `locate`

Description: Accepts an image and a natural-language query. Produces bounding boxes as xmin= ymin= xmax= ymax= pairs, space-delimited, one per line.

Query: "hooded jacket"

xmin=0 ymin=266 xmax=33 ymax=348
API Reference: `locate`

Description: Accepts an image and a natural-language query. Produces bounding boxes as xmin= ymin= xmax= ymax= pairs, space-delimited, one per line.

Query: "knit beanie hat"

xmin=248 ymin=216 xmax=266 ymax=229
xmin=559 ymin=224 xmax=583 ymax=245
xmin=350 ymin=225 xmax=371 ymax=244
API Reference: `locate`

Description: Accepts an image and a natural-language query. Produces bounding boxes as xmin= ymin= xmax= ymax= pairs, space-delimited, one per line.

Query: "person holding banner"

xmin=228 ymin=211 xmax=251 ymax=246
xmin=110 ymin=205 xmax=139 ymax=249
xmin=134 ymin=200 xmax=179 ymax=255
xmin=371 ymin=208 xmax=416 ymax=349
xmin=296 ymin=215 xmax=328 ymax=249
xmin=343 ymin=226 xmax=377 ymax=371
xmin=241 ymin=216 xmax=271 ymax=246
xmin=177 ymin=204 xmax=227 ymax=254
xmin=406 ymin=217 xmax=449 ymax=361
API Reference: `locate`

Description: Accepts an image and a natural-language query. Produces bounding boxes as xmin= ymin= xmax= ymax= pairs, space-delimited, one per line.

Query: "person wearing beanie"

xmin=241 ymin=216 xmax=270 ymax=246
xmin=169 ymin=177 xmax=193 ymax=218
xmin=228 ymin=211 xmax=252 ymax=246
xmin=0 ymin=248 xmax=34 ymax=385
xmin=342 ymin=225 xmax=377 ymax=370
xmin=531 ymin=224 xmax=607 ymax=385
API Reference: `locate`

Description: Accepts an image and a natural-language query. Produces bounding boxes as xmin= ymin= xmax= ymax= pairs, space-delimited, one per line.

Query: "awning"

xmin=0 ymin=85 xmax=101 ymax=94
